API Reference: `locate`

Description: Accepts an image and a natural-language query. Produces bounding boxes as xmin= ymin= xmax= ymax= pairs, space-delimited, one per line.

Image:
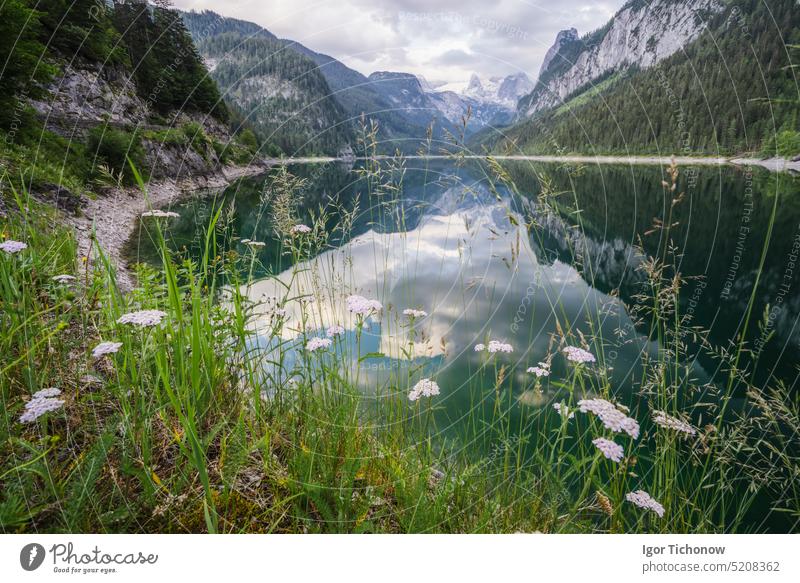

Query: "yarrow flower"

xmin=626 ymin=490 xmax=665 ymax=518
xmin=475 ymin=340 xmax=513 ymax=354
xmin=52 ymin=274 xmax=76 ymax=283
xmin=346 ymin=294 xmax=382 ymax=315
xmin=592 ymin=437 xmax=624 ymax=463
xmin=92 ymin=341 xmax=123 ymax=359
xmin=0 ymin=240 xmax=27 ymax=254
xmin=19 ymin=389 xmax=64 ymax=424
xmin=527 ymin=362 xmax=551 ymax=377
xmin=326 ymin=325 xmax=345 ymax=338
xmin=652 ymin=411 xmax=696 ymax=436
xmin=403 ymin=308 xmax=428 ymax=319
xmin=563 ymin=345 xmax=596 ymax=364
xmin=290 ymin=224 xmax=312 ymax=235
xmin=553 ymin=402 xmax=575 ymax=419
xmin=141 ymin=210 xmax=180 ymax=219
xmin=408 ymin=378 xmax=440 ymax=401
xmin=117 ymin=309 xmax=167 ymax=327
xmin=473 ymin=343 xmax=485 ymax=352
xmin=578 ymin=398 xmax=640 ymax=439
xmin=306 ymin=337 xmax=332 ymax=352
xmin=245 ymin=240 xmax=266 ymax=248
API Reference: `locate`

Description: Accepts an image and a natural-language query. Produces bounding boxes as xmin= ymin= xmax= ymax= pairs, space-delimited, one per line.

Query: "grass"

xmin=0 ymin=138 xmax=798 ymax=533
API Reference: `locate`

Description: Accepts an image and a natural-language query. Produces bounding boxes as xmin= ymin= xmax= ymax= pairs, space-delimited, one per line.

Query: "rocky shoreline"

xmin=68 ymin=162 xmax=271 ymax=292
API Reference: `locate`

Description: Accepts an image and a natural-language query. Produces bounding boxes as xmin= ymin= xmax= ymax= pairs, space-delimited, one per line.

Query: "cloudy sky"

xmin=172 ymin=0 xmax=625 ymax=87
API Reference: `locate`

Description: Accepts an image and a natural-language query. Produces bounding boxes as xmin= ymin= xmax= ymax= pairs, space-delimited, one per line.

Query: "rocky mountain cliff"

xmin=519 ymin=0 xmax=723 ymax=116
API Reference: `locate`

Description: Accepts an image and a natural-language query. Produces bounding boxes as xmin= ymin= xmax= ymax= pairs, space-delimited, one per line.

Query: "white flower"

xmin=527 ymin=362 xmax=550 ymax=377
xmin=92 ymin=341 xmax=123 ymax=358
xmin=141 ymin=210 xmax=180 ymax=219
xmin=652 ymin=411 xmax=696 ymax=436
xmin=306 ymin=337 xmax=332 ymax=352
xmin=553 ymin=403 xmax=575 ymax=419
xmin=487 ymin=340 xmax=513 ymax=353
xmin=346 ymin=294 xmax=382 ymax=315
xmin=32 ymin=388 xmax=62 ymax=399
xmin=403 ymin=308 xmax=428 ymax=319
xmin=0 ymin=240 xmax=27 ymax=254
xmin=117 ymin=309 xmax=167 ymax=327
xmin=578 ymin=398 xmax=640 ymax=439
xmin=19 ymin=389 xmax=65 ymax=423
xmin=626 ymin=490 xmax=665 ymax=518
xmin=326 ymin=325 xmax=345 ymax=338
xmin=272 ymin=307 xmax=288 ymax=318
xmin=408 ymin=378 xmax=440 ymax=401
xmin=245 ymin=240 xmax=266 ymax=248
xmin=563 ymin=345 xmax=596 ymax=363
xmin=592 ymin=437 xmax=624 ymax=463
xmin=52 ymin=274 xmax=76 ymax=283
xmin=290 ymin=224 xmax=312 ymax=235
xmin=474 ymin=343 xmax=485 ymax=352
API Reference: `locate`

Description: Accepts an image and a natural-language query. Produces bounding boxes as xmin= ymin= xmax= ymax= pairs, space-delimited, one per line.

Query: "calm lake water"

xmin=128 ymin=158 xmax=800 ymax=529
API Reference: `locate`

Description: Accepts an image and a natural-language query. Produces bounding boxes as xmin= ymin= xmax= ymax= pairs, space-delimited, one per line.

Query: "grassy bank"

xmin=0 ymin=152 xmax=798 ymax=533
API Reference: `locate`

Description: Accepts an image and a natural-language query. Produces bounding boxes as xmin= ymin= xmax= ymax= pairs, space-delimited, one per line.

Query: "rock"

xmin=34 ymin=183 xmax=86 ymax=215
xmin=791 ymin=154 xmax=800 ymax=163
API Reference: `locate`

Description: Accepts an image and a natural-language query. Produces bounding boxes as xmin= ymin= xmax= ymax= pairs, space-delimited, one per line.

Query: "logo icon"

xmin=20 ymin=543 xmax=46 ymax=571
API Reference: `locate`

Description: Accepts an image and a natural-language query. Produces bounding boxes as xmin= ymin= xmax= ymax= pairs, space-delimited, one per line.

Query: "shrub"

xmin=86 ymin=126 xmax=145 ymax=183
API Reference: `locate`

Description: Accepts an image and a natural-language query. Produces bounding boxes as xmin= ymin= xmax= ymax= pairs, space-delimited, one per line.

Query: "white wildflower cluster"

xmin=626 ymin=490 xmax=665 ymax=518
xmin=326 ymin=325 xmax=345 ymax=338
xmin=553 ymin=403 xmax=575 ymax=419
xmin=578 ymin=398 xmax=640 ymax=439
xmin=19 ymin=388 xmax=64 ymax=424
xmin=592 ymin=437 xmax=624 ymax=463
xmin=0 ymin=240 xmax=27 ymax=254
xmin=346 ymin=294 xmax=382 ymax=315
xmin=474 ymin=344 xmax=485 ymax=351
xmin=241 ymin=239 xmax=266 ymax=248
xmin=402 ymin=308 xmax=428 ymax=319
xmin=475 ymin=340 xmax=513 ymax=354
xmin=92 ymin=341 xmax=123 ymax=359
xmin=652 ymin=411 xmax=696 ymax=436
xmin=117 ymin=309 xmax=167 ymax=327
xmin=141 ymin=210 xmax=180 ymax=219
xmin=52 ymin=274 xmax=76 ymax=284
xmin=290 ymin=224 xmax=312 ymax=235
xmin=306 ymin=337 xmax=332 ymax=352
xmin=527 ymin=362 xmax=550 ymax=377
xmin=408 ymin=378 xmax=440 ymax=401
xmin=563 ymin=345 xmax=596 ymax=363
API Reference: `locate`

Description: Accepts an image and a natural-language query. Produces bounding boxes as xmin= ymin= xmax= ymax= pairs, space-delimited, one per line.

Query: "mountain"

xmin=518 ymin=0 xmax=723 ymax=116
xmin=488 ymin=0 xmax=800 ymax=157
xmin=181 ymin=10 xmax=353 ymax=156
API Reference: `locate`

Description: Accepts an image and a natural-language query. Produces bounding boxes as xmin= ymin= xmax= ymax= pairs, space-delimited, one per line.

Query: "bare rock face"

xmin=538 ymin=28 xmax=579 ymax=79
xmin=521 ymin=0 xmax=724 ymax=116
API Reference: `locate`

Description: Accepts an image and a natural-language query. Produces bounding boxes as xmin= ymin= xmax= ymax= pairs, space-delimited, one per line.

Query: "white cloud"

xmin=173 ymin=0 xmax=624 ymax=84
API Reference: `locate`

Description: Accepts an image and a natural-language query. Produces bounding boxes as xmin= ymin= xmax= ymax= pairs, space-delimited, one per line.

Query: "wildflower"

xmin=626 ymin=490 xmax=665 ymax=518
xmin=117 ymin=309 xmax=167 ymax=327
xmin=52 ymin=274 xmax=76 ymax=283
xmin=19 ymin=389 xmax=65 ymax=423
xmin=473 ymin=343 xmax=485 ymax=352
xmin=0 ymin=240 xmax=27 ymax=254
xmin=32 ymin=388 xmax=62 ymax=399
xmin=408 ymin=378 xmax=440 ymax=401
xmin=290 ymin=224 xmax=312 ymax=235
xmin=141 ymin=210 xmax=180 ymax=219
xmin=92 ymin=341 xmax=123 ymax=359
xmin=346 ymin=294 xmax=382 ymax=315
xmin=488 ymin=340 xmax=513 ymax=353
xmin=652 ymin=411 xmax=696 ymax=436
xmin=403 ymin=308 xmax=428 ymax=319
xmin=563 ymin=345 xmax=596 ymax=364
xmin=326 ymin=325 xmax=345 ymax=338
xmin=306 ymin=337 xmax=332 ymax=352
xmin=272 ymin=307 xmax=288 ymax=318
xmin=553 ymin=403 xmax=575 ymax=419
xmin=578 ymin=398 xmax=640 ymax=439
xmin=245 ymin=240 xmax=266 ymax=248
xmin=527 ymin=362 xmax=550 ymax=377
xmin=592 ymin=437 xmax=624 ymax=463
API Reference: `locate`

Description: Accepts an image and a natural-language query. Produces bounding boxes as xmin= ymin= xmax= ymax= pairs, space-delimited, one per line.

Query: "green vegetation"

xmin=494 ymin=0 xmax=800 ymax=157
